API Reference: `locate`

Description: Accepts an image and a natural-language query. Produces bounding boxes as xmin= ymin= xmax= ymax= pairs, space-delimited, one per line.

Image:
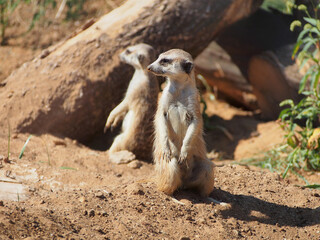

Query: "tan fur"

xmin=105 ymin=43 xmax=159 ymax=161
xmin=148 ymin=49 xmax=214 ymax=196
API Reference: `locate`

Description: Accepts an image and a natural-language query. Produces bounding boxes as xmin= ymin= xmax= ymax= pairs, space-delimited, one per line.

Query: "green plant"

xmin=261 ymin=0 xmax=290 ymax=14
xmin=65 ymin=0 xmax=85 ymax=20
xmin=0 ymin=0 xmax=88 ymax=44
xmin=240 ymin=1 xmax=320 ymax=182
xmin=278 ymin=1 xmax=320 ymax=176
xmin=19 ymin=135 xmax=32 ymax=159
xmin=0 ymin=0 xmax=21 ymax=45
xmin=27 ymin=0 xmax=57 ymax=31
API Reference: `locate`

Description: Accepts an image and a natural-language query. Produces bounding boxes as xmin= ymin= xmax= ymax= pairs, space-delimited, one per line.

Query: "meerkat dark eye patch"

xmin=160 ymin=58 xmax=172 ymax=65
xmin=181 ymin=60 xmax=193 ymax=74
xmin=125 ymin=49 xmax=132 ymax=55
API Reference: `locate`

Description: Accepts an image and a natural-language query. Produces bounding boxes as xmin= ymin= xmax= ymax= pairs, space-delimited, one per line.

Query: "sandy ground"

xmin=0 ymin=98 xmax=319 ymax=239
xmin=0 ymin=1 xmax=320 ymax=239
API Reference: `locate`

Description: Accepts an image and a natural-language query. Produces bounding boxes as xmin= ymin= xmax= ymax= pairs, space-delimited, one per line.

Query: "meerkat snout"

xmin=119 ymin=43 xmax=155 ymax=69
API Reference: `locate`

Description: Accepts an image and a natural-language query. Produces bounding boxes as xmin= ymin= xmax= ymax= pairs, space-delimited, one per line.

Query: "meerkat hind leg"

xmin=157 ymin=158 xmax=182 ymax=195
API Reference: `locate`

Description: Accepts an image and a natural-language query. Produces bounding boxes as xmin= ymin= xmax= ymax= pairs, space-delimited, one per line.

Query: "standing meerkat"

xmin=147 ymin=49 xmax=214 ymax=196
xmin=104 ymin=43 xmax=159 ymax=162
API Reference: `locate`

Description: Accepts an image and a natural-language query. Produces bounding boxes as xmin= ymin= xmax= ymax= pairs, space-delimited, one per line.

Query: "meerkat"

xmin=147 ymin=49 xmax=214 ymax=197
xmin=104 ymin=43 xmax=159 ymax=162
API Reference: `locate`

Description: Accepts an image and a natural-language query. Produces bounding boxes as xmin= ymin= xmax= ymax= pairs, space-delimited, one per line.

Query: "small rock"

xmin=127 ymin=160 xmax=143 ymax=169
xmin=101 ymin=211 xmax=108 ymax=217
xmin=126 ymin=183 xmax=145 ymax=195
xmin=29 ymin=187 xmax=36 ymax=192
xmin=0 ymin=200 xmax=4 ymax=207
xmin=95 ymin=191 xmax=105 ymax=199
xmin=40 ymin=49 xmax=50 ymax=59
xmin=115 ymin=173 xmax=122 ymax=178
xmin=53 ymin=140 xmax=67 ymax=146
xmin=198 ymin=217 xmax=206 ymax=224
xmin=40 ymin=200 xmax=45 ymax=204
xmin=89 ymin=209 xmax=95 ymax=217
xmin=79 ymin=196 xmax=87 ymax=203
xmin=83 ymin=210 xmax=88 ymax=216
xmin=242 ymin=226 xmax=250 ymax=233
xmin=12 ymin=134 xmax=18 ymax=139
xmin=108 ymin=150 xmax=136 ymax=164
xmin=180 ymin=237 xmax=190 ymax=240
xmin=232 ymin=230 xmax=239 ymax=236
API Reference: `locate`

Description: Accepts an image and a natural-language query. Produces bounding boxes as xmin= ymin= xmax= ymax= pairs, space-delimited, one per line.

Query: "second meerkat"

xmin=105 ymin=43 xmax=159 ymax=161
xmin=147 ymin=49 xmax=214 ymax=196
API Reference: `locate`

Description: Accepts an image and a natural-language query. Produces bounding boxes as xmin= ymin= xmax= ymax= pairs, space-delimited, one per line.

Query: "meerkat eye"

xmin=160 ymin=58 xmax=171 ymax=65
xmin=125 ymin=49 xmax=132 ymax=55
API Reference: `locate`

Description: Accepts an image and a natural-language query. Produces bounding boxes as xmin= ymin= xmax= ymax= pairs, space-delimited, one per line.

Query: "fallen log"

xmin=0 ymin=0 xmax=262 ymax=142
xmin=203 ymin=8 xmax=302 ymax=119
xmin=195 ymin=42 xmax=258 ymax=110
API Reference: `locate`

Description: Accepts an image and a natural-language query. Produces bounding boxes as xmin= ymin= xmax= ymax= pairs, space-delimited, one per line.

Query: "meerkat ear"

xmin=138 ymin=54 xmax=145 ymax=65
xmin=181 ymin=60 xmax=193 ymax=74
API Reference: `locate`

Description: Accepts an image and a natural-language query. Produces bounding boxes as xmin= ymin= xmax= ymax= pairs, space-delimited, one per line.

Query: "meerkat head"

xmin=147 ymin=49 xmax=194 ymax=80
xmin=119 ymin=43 xmax=156 ymax=70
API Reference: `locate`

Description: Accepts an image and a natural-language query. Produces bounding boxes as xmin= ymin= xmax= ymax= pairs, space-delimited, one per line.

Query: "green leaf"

xmin=304 ymin=17 xmax=318 ymax=26
xmin=280 ymin=99 xmax=294 ymax=108
xmin=8 ymin=0 xmax=20 ymax=12
xmin=311 ymin=71 xmax=320 ymax=90
xmin=279 ymin=108 xmax=290 ymax=120
xmin=297 ymin=28 xmax=309 ymax=42
xmin=287 ymin=137 xmax=296 ymax=148
xmin=292 ymin=40 xmax=302 ymax=58
xmin=300 ymin=184 xmax=320 ymax=189
xmin=299 ymin=71 xmax=311 ymax=93
xmin=302 ymin=39 xmax=316 ymax=53
xmin=19 ymin=135 xmax=32 ymax=159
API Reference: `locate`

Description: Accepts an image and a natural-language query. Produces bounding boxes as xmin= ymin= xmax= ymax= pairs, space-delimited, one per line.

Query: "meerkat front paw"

xmin=178 ymin=149 xmax=188 ymax=165
xmin=104 ymin=117 xmax=113 ymax=132
xmin=162 ymin=148 xmax=172 ymax=162
xmin=104 ymin=113 xmax=121 ymax=132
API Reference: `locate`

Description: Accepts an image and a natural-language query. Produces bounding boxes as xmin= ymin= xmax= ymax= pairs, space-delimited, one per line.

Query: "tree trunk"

xmin=0 ymin=0 xmax=262 ymax=142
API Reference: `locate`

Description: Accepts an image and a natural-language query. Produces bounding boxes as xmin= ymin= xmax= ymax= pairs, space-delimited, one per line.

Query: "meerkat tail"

xmin=156 ymin=158 xmax=182 ymax=195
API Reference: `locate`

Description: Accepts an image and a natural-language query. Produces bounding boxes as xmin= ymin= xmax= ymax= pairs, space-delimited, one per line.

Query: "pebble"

xmin=198 ymin=217 xmax=206 ymax=224
xmin=89 ymin=209 xmax=95 ymax=217
xmin=0 ymin=200 xmax=4 ymax=207
xmin=79 ymin=196 xmax=87 ymax=203
xmin=108 ymin=150 xmax=136 ymax=164
xmin=127 ymin=160 xmax=142 ymax=169
xmin=95 ymin=191 xmax=105 ymax=199
xmin=126 ymin=183 xmax=145 ymax=195
xmin=232 ymin=230 xmax=239 ymax=236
